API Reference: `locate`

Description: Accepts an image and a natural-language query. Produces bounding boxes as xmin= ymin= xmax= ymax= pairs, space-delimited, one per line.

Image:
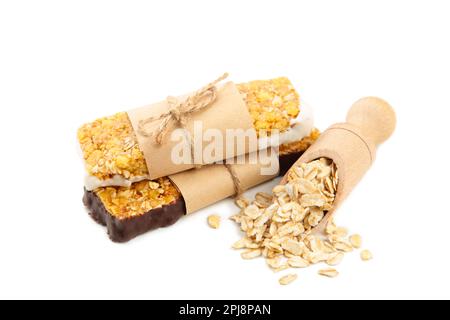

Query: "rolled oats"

xmin=273 ymin=265 xmax=290 ymax=273
xmin=349 ymin=234 xmax=362 ymax=248
xmin=334 ymin=227 xmax=349 ymax=238
xmin=304 ymin=251 xmax=329 ymax=264
xmin=307 ymin=208 xmax=324 ymax=227
xmin=296 ymin=179 xmax=317 ymax=194
xmin=255 ymin=192 xmax=273 ymax=208
xmin=325 ymin=219 xmax=337 ymax=235
xmin=318 ymin=268 xmax=339 ymax=278
xmin=300 ymin=193 xmax=327 ymax=207
xmin=229 ymin=158 xmax=369 ymax=283
xmin=279 ymin=274 xmax=298 ymax=285
xmin=229 ymin=213 xmax=242 ymax=223
xmin=304 ymin=166 xmax=318 ymax=181
xmin=207 ymin=214 xmax=221 ymax=229
xmin=244 ymin=205 xmax=262 ymax=219
xmin=235 ymin=197 xmax=250 ymax=209
xmin=272 ymin=185 xmax=286 ymax=195
xmin=281 ymin=239 xmax=304 ymax=255
xmin=241 ymin=249 xmax=262 ymax=259
xmin=333 ymin=241 xmax=354 ymax=253
xmin=360 ymin=250 xmax=373 ymax=261
xmin=326 ymin=252 xmax=344 ymax=266
xmin=287 ymin=256 xmax=310 ymax=268
xmin=266 ymin=257 xmax=284 ymax=269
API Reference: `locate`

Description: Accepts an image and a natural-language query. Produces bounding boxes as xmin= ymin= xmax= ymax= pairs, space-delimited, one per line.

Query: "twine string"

xmin=224 ymin=163 xmax=244 ymax=197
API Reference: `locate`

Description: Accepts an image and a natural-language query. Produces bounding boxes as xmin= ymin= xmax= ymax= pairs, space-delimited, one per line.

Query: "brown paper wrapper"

xmin=169 ymin=148 xmax=279 ymax=214
xmin=127 ymin=82 xmax=257 ymax=179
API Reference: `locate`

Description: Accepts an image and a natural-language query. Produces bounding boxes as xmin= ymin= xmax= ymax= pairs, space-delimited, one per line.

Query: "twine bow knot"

xmin=168 ymin=100 xmax=184 ymax=124
xmin=138 ymin=73 xmax=229 ymax=144
xmin=136 ymin=72 xmax=242 ymax=197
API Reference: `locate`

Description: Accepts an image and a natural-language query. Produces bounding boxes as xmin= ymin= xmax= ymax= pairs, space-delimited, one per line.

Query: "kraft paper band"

xmin=169 ymin=148 xmax=279 ymax=214
xmin=127 ymin=81 xmax=257 ymax=180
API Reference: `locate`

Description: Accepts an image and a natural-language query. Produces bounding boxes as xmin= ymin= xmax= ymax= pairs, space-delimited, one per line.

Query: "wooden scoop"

xmin=280 ymin=97 xmax=396 ymax=230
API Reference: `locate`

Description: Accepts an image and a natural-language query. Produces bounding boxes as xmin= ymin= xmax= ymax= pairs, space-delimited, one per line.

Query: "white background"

xmin=0 ymin=0 xmax=449 ymax=300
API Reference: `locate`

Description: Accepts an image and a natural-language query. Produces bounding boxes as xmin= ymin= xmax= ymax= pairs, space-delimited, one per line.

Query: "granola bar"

xmin=83 ymin=133 xmax=318 ymax=242
xmin=78 ymin=77 xmax=308 ymax=189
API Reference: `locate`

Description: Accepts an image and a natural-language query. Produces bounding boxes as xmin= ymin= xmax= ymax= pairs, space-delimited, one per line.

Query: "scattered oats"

xmin=304 ymin=251 xmax=329 ymax=264
xmin=303 ymin=217 xmax=311 ymax=231
xmin=307 ymin=236 xmax=325 ymax=253
xmin=333 ymin=241 xmax=353 ymax=253
xmin=317 ymin=166 xmax=332 ymax=179
xmin=267 ymin=241 xmax=283 ymax=253
xmin=318 ymin=268 xmax=339 ymax=278
xmin=245 ymin=241 xmax=261 ymax=249
xmin=240 ymin=217 xmax=249 ymax=232
xmin=323 ymin=240 xmax=337 ymax=253
xmin=273 ymin=265 xmax=290 ymax=273
xmin=326 ymin=252 xmax=344 ymax=266
xmin=266 ymin=257 xmax=284 ymax=269
xmin=272 ymin=185 xmax=286 ymax=194
xmin=279 ymin=274 xmax=298 ymax=285
xmin=292 ymin=223 xmax=305 ymax=236
xmin=255 ymin=225 xmax=267 ymax=242
xmin=328 ymin=233 xmax=344 ymax=244
xmin=293 ymin=166 xmax=304 ymax=179
xmin=266 ymin=250 xmax=279 ymax=259
xmin=232 ymin=238 xmax=248 ymax=249
xmin=269 ymin=222 xmax=278 ymax=236
xmin=283 ymin=184 xmax=295 ymax=199
xmin=334 ymin=227 xmax=349 ymax=238
xmin=296 ymin=179 xmax=317 ymax=194
xmin=229 ymin=158 xmax=359 ymax=281
xmin=349 ymin=234 xmax=362 ymax=249
xmin=244 ymin=204 xmax=262 ymax=219
xmin=301 ymin=193 xmax=326 ymax=207
xmin=255 ymin=192 xmax=273 ymax=207
xmin=324 ymin=177 xmax=335 ymax=193
xmin=207 ymin=214 xmax=221 ymax=229
xmin=360 ymin=250 xmax=373 ymax=261
xmin=241 ymin=249 xmax=262 ymax=259
xmin=326 ymin=219 xmax=337 ymax=234
xmin=284 ymin=251 xmax=296 ymax=258
xmin=304 ymin=166 xmax=318 ymax=180
xmin=307 ymin=208 xmax=324 ymax=227
xmin=229 ymin=213 xmax=241 ymax=223
xmin=235 ymin=197 xmax=250 ymax=209
xmin=254 ymin=211 xmax=272 ymax=227
xmin=287 ymin=256 xmax=310 ymax=268
xmin=281 ymin=239 xmax=304 ymax=255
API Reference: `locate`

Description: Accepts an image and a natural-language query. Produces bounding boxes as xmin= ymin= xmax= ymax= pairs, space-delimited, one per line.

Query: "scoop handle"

xmin=346 ymin=97 xmax=396 ymax=146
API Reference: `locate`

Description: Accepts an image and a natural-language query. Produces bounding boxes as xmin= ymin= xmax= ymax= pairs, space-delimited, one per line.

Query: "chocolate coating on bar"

xmin=83 ymin=190 xmax=185 ymax=242
xmin=279 ymin=151 xmax=304 ymax=176
xmin=83 ymin=151 xmax=303 ymax=243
